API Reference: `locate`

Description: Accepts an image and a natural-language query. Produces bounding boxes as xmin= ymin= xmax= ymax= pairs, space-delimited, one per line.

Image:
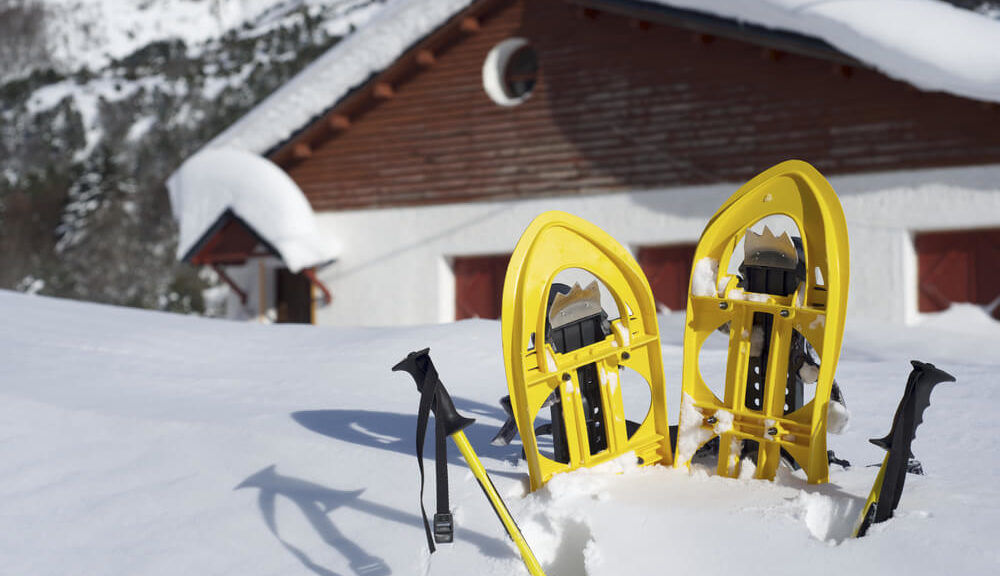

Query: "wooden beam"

xmin=211 ymin=264 xmax=248 ymax=305
xmin=304 ymin=268 xmax=333 ymax=306
xmin=629 ymin=19 xmax=651 ymax=31
xmin=460 ymin=17 xmax=480 ymax=33
xmin=328 ymin=114 xmax=351 ymax=131
xmin=292 ymin=143 xmax=312 ymax=160
xmin=576 ymin=7 xmax=600 ymax=20
xmin=416 ymin=49 xmax=436 ymax=67
xmin=374 ymin=81 xmax=394 ymax=100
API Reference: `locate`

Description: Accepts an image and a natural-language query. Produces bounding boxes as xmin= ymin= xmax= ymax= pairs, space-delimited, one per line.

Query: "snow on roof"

xmin=649 ymin=0 xmax=1000 ymax=104
xmin=167 ymin=148 xmax=339 ymax=272
xmin=208 ymin=0 xmax=475 ymax=154
xmin=208 ymin=0 xmax=1000 ymax=157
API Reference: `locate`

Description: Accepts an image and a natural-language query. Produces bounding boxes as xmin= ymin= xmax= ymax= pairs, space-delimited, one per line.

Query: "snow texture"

xmin=205 ymin=0 xmax=1000 ymax=157
xmin=691 ymin=257 xmax=719 ymax=297
xmin=1 ymin=291 xmax=999 ymax=575
xmin=828 ymin=398 xmax=851 ymax=435
xmin=676 ymin=392 xmax=714 ymax=464
xmin=167 ymin=148 xmax=338 ymax=272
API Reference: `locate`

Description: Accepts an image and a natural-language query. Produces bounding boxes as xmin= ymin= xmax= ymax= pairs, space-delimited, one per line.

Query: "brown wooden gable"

xmin=272 ymin=0 xmax=1000 ymax=212
xmin=185 ymin=210 xmax=279 ymax=266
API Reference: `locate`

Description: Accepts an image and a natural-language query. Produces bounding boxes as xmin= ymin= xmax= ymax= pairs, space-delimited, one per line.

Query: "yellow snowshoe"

xmin=676 ymin=160 xmax=849 ymax=484
xmin=502 ymin=211 xmax=673 ymax=492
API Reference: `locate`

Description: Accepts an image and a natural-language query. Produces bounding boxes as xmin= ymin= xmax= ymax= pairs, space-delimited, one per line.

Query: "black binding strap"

xmin=433 ymin=418 xmax=452 ymax=544
xmin=394 ymin=349 xmax=475 ymax=553
xmin=414 ymin=365 xmax=452 ymax=552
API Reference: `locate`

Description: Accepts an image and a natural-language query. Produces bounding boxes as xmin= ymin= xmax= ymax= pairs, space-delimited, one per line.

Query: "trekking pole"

xmin=853 ymin=360 xmax=955 ymax=537
xmin=393 ymin=348 xmax=546 ymax=576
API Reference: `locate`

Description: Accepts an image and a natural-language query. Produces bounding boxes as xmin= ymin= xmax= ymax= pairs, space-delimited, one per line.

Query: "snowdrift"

xmin=0 ymin=291 xmax=997 ymax=575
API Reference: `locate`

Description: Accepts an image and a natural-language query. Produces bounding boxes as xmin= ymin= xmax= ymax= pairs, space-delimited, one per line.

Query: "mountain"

xmin=0 ymin=0 xmax=384 ymax=313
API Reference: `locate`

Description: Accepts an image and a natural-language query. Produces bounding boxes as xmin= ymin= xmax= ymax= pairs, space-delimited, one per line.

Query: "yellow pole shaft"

xmin=853 ymin=453 xmax=890 ymax=538
xmin=451 ymin=431 xmax=547 ymax=576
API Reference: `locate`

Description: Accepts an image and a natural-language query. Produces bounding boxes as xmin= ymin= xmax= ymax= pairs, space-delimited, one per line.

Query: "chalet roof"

xmin=167 ymin=148 xmax=339 ymax=272
xmin=205 ymin=0 xmax=1000 ymax=159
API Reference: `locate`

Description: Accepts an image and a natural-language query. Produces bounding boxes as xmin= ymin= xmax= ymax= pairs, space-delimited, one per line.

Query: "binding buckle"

xmin=433 ymin=512 xmax=454 ymax=543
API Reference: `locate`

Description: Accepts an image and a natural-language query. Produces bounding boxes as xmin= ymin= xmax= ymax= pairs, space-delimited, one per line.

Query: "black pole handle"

xmin=867 ymin=360 xmax=955 ymax=527
xmin=392 ymin=348 xmax=475 ymax=436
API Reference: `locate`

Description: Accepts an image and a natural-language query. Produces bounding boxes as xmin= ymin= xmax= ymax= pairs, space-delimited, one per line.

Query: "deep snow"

xmin=0 ymin=290 xmax=997 ymax=575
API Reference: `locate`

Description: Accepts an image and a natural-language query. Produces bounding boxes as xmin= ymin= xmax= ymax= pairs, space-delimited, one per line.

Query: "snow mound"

xmin=918 ymin=303 xmax=1000 ymax=336
xmin=167 ymin=148 xmax=338 ymax=272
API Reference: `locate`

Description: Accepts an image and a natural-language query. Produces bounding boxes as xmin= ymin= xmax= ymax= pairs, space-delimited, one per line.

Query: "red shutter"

xmin=637 ymin=244 xmax=698 ymax=313
xmin=454 ymin=254 xmax=512 ymax=320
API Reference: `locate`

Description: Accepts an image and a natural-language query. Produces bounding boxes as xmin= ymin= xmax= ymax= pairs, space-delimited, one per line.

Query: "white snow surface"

xmin=207 ymin=0 xmax=1000 ymax=155
xmin=167 ymin=148 xmax=338 ymax=272
xmin=690 ymin=257 xmax=719 ymax=298
xmin=1 ymin=292 xmax=998 ymax=574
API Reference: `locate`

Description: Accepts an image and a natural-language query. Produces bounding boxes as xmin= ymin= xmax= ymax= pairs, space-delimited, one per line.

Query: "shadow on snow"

xmin=236 ymin=465 xmax=517 ymax=576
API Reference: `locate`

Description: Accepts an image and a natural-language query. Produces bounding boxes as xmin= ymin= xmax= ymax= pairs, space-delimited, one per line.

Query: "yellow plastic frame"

xmin=502 ymin=211 xmax=673 ymax=492
xmin=676 ymin=160 xmax=849 ymax=483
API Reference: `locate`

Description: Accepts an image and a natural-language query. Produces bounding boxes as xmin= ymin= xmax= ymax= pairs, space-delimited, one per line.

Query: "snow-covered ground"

xmin=0 ymin=290 xmax=997 ymax=575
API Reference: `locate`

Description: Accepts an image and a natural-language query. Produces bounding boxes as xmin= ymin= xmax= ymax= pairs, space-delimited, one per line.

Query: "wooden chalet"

xmin=190 ymin=0 xmax=1000 ymax=325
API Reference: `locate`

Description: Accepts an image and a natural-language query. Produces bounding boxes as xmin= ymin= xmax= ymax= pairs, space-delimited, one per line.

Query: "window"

xmin=503 ymin=45 xmax=538 ymax=99
xmin=483 ymin=38 xmax=538 ymax=106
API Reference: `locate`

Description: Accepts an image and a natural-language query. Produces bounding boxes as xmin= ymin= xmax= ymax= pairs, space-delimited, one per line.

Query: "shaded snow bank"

xmin=167 ymin=148 xmax=338 ymax=272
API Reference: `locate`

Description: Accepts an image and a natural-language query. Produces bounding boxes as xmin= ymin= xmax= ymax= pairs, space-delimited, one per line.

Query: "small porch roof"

xmin=167 ymin=148 xmax=339 ymax=273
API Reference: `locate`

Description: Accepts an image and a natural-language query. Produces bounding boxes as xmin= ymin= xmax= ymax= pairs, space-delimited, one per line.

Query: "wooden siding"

xmin=282 ymin=0 xmax=1000 ymax=211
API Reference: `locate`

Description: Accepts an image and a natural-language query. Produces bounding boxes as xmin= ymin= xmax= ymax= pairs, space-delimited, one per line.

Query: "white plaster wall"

xmin=312 ymin=164 xmax=1000 ymax=327
xmin=219 ymin=257 xmax=284 ymax=322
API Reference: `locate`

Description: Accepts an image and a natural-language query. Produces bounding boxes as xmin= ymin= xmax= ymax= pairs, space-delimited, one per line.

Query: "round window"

xmin=483 ymin=38 xmax=538 ymax=106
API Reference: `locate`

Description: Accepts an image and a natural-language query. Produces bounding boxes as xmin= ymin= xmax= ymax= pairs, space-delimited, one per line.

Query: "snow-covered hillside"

xmin=4 ymin=0 xmax=383 ymax=82
xmin=1 ymin=290 xmax=997 ymax=575
xmin=0 ymin=0 xmax=386 ymax=310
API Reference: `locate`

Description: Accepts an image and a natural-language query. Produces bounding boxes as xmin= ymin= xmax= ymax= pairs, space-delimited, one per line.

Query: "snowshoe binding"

xmin=501 ymin=211 xmax=673 ymax=491
xmin=676 ymin=160 xmax=850 ymax=484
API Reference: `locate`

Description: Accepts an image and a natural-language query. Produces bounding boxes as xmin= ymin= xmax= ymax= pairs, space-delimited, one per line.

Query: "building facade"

xmin=182 ymin=0 xmax=1000 ymax=325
